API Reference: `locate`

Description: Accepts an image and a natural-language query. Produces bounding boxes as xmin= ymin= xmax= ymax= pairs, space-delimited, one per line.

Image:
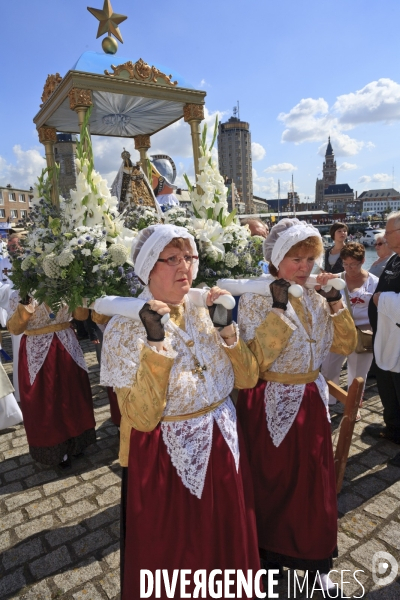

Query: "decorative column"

xmin=38 ymin=126 xmax=59 ymax=207
xmin=68 ymin=88 xmax=93 ymax=151
xmin=183 ymin=104 xmax=205 ymax=177
xmin=134 ymin=134 xmax=151 ymax=173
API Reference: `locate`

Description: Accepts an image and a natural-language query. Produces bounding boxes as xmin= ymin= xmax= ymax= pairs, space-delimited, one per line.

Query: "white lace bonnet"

xmin=131 ymin=224 xmax=199 ymax=284
xmin=263 ymin=218 xmax=323 ymax=269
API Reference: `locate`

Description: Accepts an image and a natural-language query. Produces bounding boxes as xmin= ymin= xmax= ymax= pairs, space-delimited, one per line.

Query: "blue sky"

xmin=2 ymin=0 xmax=400 ymax=201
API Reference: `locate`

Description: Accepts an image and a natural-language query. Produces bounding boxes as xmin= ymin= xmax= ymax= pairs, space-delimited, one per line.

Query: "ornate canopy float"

xmin=34 ymin=0 xmax=206 ymax=207
xmin=13 ymin=0 xmax=264 ymax=312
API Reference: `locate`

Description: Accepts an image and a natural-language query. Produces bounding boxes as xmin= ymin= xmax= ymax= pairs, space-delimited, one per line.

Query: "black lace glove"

xmin=208 ymin=303 xmax=233 ymax=329
xmin=139 ymin=303 xmax=165 ymax=342
xmin=316 ymin=286 xmax=342 ymax=303
xmin=270 ymin=279 xmax=291 ymax=310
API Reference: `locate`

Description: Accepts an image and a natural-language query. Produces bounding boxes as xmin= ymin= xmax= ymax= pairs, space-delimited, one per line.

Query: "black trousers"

xmin=376 ymin=364 xmax=400 ymax=432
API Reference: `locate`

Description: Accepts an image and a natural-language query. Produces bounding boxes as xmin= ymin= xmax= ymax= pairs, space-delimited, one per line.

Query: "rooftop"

xmin=358 ymin=188 xmax=400 ymax=199
xmin=325 ymin=184 xmax=353 ymax=195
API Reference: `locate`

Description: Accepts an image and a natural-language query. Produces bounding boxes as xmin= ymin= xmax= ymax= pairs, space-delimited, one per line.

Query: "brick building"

xmin=0 ymin=185 xmax=33 ymax=225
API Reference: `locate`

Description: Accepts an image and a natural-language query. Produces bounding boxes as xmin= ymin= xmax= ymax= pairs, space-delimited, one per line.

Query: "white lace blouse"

xmin=100 ymin=287 xmax=243 ymax=499
xmin=238 ymin=277 xmax=356 ymax=447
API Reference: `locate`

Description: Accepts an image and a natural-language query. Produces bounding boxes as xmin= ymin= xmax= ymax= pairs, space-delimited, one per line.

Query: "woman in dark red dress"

xmin=237 ymin=218 xmax=357 ymax=591
xmin=7 ymin=295 xmax=95 ymax=466
xmin=100 ymin=224 xmax=261 ymax=599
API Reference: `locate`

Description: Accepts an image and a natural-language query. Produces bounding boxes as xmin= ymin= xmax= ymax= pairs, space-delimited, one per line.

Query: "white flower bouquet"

xmin=166 ymin=118 xmax=263 ymax=286
xmin=11 ymin=111 xmax=143 ymax=311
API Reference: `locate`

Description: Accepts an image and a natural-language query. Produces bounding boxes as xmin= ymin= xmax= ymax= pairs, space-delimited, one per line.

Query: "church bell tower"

xmin=323 ymin=137 xmax=337 ymax=189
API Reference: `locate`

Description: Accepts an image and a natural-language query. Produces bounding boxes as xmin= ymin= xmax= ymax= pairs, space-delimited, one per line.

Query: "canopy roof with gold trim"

xmin=34 ymin=51 xmax=206 ymax=138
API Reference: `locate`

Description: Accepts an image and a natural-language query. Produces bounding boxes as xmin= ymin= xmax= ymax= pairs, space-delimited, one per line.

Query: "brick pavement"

xmin=0 ymin=331 xmax=399 ymax=599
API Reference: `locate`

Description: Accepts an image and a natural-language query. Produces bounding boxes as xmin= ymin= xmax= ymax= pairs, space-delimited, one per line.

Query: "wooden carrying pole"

xmin=328 ymin=377 xmax=364 ymax=494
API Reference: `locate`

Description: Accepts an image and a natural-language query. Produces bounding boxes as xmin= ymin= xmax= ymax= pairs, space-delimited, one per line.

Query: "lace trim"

xmin=26 ymin=333 xmax=53 ymax=385
xmin=56 ymin=329 xmax=88 ymax=374
xmin=315 ymin=373 xmax=331 ymax=424
xmin=8 ymin=294 xmax=88 ymax=385
xmin=264 ymin=381 xmax=305 ymax=447
xmin=213 ymin=398 xmax=239 ymax=472
xmin=264 ymin=373 xmax=331 ymax=447
xmin=161 ymin=414 xmax=214 ymax=499
xmin=161 ymin=398 xmax=239 ymax=498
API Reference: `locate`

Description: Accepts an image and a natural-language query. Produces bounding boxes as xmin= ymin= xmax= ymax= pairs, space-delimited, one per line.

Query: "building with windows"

xmin=324 ymin=183 xmax=354 ymax=213
xmin=315 ymin=138 xmax=354 ymax=211
xmin=218 ymin=116 xmax=253 ymax=213
xmin=0 ymin=185 xmax=33 ymax=225
xmin=359 ymin=188 xmax=400 ymax=214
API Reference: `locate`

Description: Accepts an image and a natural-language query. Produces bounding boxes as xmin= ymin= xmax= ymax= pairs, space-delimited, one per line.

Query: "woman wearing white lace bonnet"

xmin=100 ymin=223 xmax=261 ymax=599
xmin=236 ymin=218 xmax=357 ymax=590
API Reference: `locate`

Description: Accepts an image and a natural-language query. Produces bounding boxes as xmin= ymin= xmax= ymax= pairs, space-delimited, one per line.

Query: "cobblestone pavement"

xmin=0 ymin=331 xmax=399 ymax=599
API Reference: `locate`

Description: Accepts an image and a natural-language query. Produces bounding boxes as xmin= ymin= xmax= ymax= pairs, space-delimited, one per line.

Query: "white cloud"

xmin=252 ymin=168 xmax=292 ymax=199
xmin=264 ymin=162 xmax=297 ymax=173
xmin=279 ymin=98 xmax=364 ymax=156
xmin=0 ymin=145 xmax=46 ymax=189
xmin=317 ymin=134 xmax=364 ymax=157
xmin=358 ymin=173 xmax=391 ymax=184
xmin=251 ymin=142 xmax=266 ymax=161
xmin=334 ymin=78 xmax=400 ymax=125
xmin=338 ymin=162 xmax=358 ymax=171
xmin=278 ymin=79 xmax=400 ymax=156
xmin=199 ymin=79 xmax=211 ymax=88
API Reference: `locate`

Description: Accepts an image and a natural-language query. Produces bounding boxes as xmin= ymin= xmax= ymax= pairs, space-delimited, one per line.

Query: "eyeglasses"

xmin=157 ymin=255 xmax=199 ymax=267
xmin=375 ymin=242 xmax=386 ymax=247
xmin=384 ymin=228 xmax=400 ymax=236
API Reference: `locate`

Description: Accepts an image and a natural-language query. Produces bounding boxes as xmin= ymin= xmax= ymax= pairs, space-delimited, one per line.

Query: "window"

xmin=8 ymin=192 xmax=16 ymax=202
xmin=20 ymin=210 xmax=27 ymax=218
xmin=0 ymin=192 xmax=3 ymax=205
xmin=10 ymin=209 xmax=18 ymax=219
xmin=0 ymin=210 xmax=4 ymax=218
xmin=19 ymin=194 xmax=25 ymax=203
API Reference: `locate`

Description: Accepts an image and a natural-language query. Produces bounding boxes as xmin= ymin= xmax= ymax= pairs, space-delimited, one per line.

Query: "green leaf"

xmin=206 ymin=207 xmax=214 ymax=220
xmin=201 ymin=123 xmax=207 ymax=148
xmin=216 ymin=207 xmax=224 ymax=225
xmin=183 ymin=173 xmax=193 ymax=192
xmin=209 ymin=115 xmax=218 ymax=151
xmin=224 ymin=208 xmax=237 ymax=227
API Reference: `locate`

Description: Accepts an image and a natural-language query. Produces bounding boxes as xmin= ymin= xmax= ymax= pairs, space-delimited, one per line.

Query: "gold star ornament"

xmin=87 ymin=0 xmax=127 ymax=44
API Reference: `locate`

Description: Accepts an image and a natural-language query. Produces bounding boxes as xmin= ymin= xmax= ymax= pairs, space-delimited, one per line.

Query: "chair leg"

xmin=332 ymin=377 xmax=364 ymax=493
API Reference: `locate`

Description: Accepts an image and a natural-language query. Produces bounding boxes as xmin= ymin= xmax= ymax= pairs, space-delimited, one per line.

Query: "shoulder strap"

xmin=341 ymin=272 xmax=355 ymax=323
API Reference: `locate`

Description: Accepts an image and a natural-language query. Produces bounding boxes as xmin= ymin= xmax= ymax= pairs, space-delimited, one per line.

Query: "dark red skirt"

xmin=19 ymin=333 xmax=96 ymax=464
xmin=122 ymin=420 xmax=260 ymax=599
xmin=107 ymin=387 xmax=121 ymax=427
xmin=237 ymin=381 xmax=337 ymax=572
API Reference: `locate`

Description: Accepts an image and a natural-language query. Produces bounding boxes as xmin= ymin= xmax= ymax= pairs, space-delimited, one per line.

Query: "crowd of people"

xmin=1 ymin=213 xmax=400 ymax=598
